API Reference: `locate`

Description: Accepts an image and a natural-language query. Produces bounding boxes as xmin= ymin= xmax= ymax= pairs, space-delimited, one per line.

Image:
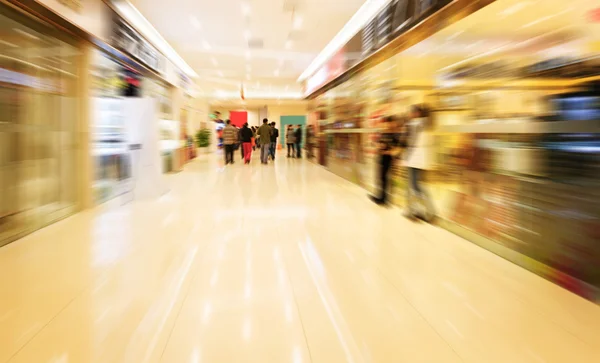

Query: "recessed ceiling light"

xmin=190 ymin=16 xmax=202 ymax=30
xmin=285 ymin=40 xmax=293 ymax=50
xmin=211 ymin=57 xmax=218 ymax=66
xmin=202 ymin=40 xmax=211 ymax=50
xmin=218 ymin=70 xmax=224 ymax=77
xmin=241 ymin=2 xmax=251 ymax=16
xmin=274 ymin=69 xmax=280 ymax=77
xmin=293 ymin=15 xmax=304 ymax=30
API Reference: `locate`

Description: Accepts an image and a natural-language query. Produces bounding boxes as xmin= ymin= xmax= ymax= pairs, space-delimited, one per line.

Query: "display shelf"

xmin=439 ymin=120 xmax=600 ymax=134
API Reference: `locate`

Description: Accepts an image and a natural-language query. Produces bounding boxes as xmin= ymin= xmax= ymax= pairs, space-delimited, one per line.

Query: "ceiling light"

xmin=274 ymin=69 xmax=280 ymax=77
xmin=113 ymin=0 xmax=197 ymax=78
xmin=298 ymin=0 xmax=390 ymax=82
xmin=211 ymin=57 xmax=218 ymax=66
xmin=202 ymin=40 xmax=212 ymax=50
xmin=285 ymin=40 xmax=293 ymax=50
xmin=245 ymin=50 xmax=251 ymax=59
xmin=218 ymin=70 xmax=224 ymax=77
xmin=190 ymin=16 xmax=202 ymax=30
xmin=241 ymin=2 xmax=251 ymax=16
xmin=293 ymin=15 xmax=304 ymax=30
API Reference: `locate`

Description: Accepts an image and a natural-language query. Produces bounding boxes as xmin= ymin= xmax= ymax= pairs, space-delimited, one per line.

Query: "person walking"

xmin=404 ymin=104 xmax=435 ymax=221
xmin=257 ymin=118 xmax=272 ymax=164
xmin=251 ymin=126 xmax=257 ymax=151
xmin=240 ymin=123 xmax=254 ymax=164
xmin=369 ymin=116 xmax=401 ymax=206
xmin=222 ymin=120 xmax=238 ymax=165
xmin=270 ymin=122 xmax=279 ymax=161
xmin=286 ymin=125 xmax=295 ymax=157
xmin=294 ymin=124 xmax=303 ymax=158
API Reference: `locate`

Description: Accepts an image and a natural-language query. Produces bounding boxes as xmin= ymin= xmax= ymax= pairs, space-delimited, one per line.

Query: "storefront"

xmin=0 ymin=2 xmax=81 ymax=245
xmin=306 ymin=0 xmax=600 ymax=302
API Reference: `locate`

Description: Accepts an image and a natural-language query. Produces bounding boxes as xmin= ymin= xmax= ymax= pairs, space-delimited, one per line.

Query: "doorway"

xmin=279 ymin=115 xmax=306 ymax=148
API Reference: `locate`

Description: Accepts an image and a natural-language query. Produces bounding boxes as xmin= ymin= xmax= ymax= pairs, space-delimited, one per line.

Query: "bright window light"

xmin=298 ymin=0 xmax=391 ymax=82
xmin=113 ymin=0 xmax=197 ymax=78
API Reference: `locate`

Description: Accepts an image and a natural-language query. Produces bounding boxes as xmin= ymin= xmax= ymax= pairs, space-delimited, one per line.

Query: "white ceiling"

xmin=129 ymin=0 xmax=366 ymax=99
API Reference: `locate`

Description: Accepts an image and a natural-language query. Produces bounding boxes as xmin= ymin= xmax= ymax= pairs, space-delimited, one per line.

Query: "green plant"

xmin=195 ymin=128 xmax=211 ymax=148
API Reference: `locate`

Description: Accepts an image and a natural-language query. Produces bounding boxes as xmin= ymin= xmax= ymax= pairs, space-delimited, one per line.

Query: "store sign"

xmin=110 ymin=15 xmax=166 ymax=75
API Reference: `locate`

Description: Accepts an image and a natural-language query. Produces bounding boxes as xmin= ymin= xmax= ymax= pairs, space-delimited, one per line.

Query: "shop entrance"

xmin=279 ymin=115 xmax=306 ymax=148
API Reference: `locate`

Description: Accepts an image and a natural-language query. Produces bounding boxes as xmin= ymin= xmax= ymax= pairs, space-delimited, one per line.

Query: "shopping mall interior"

xmin=1 ymin=0 xmax=600 ymax=362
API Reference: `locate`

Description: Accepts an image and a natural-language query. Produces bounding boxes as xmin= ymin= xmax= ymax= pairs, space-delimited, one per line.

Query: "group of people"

xmin=369 ymin=104 xmax=435 ymax=222
xmin=221 ymin=118 xmax=307 ymax=165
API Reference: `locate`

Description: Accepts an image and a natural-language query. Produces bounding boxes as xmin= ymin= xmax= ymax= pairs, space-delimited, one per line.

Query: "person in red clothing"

xmin=240 ymin=123 xmax=254 ymax=164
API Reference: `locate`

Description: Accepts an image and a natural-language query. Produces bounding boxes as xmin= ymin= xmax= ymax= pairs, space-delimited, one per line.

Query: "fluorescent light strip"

xmin=113 ymin=0 xmax=197 ymax=78
xmin=298 ymin=0 xmax=391 ymax=82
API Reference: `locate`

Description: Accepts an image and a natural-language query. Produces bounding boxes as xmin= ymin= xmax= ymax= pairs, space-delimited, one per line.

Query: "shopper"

xmin=270 ymin=122 xmax=279 ymax=161
xmin=257 ymin=118 xmax=272 ymax=164
xmin=238 ymin=126 xmax=245 ymax=159
xmin=369 ymin=116 xmax=401 ymax=206
xmin=404 ymin=105 xmax=435 ymax=221
xmin=251 ymin=126 xmax=257 ymax=151
xmin=222 ymin=120 xmax=238 ymax=165
xmin=286 ymin=125 xmax=295 ymax=157
xmin=294 ymin=124 xmax=303 ymax=158
xmin=240 ymin=123 xmax=254 ymax=164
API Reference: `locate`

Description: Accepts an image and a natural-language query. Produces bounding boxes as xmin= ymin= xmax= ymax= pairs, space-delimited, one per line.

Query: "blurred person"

xmin=222 ymin=120 xmax=238 ymax=165
xmin=270 ymin=122 xmax=279 ymax=161
xmin=238 ymin=126 xmax=245 ymax=159
xmin=251 ymin=126 xmax=257 ymax=151
xmin=215 ymin=112 xmax=224 ymax=148
xmin=240 ymin=123 xmax=254 ymax=164
xmin=294 ymin=124 xmax=303 ymax=158
xmin=404 ymin=105 xmax=435 ymax=221
xmin=286 ymin=125 xmax=296 ymax=157
xmin=257 ymin=118 xmax=272 ymax=164
xmin=369 ymin=116 xmax=402 ymax=206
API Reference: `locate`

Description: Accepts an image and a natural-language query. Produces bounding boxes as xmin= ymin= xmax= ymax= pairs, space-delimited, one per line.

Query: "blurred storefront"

xmin=0 ymin=0 xmax=197 ymax=245
xmin=305 ymin=0 xmax=600 ymax=302
xmin=0 ymin=2 xmax=82 ymax=246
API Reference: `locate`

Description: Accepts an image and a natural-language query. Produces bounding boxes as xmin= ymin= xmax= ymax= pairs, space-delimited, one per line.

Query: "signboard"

xmin=110 ymin=14 xmax=166 ymax=75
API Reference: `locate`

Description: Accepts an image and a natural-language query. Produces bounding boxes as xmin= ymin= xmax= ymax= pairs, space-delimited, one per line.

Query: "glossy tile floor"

xmin=1 ymin=153 xmax=600 ymax=363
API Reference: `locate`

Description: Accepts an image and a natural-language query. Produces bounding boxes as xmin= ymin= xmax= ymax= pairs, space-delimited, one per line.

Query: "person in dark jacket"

xmin=369 ymin=116 xmax=402 ymax=206
xmin=257 ymin=119 xmax=272 ymax=164
xmin=269 ymin=122 xmax=279 ymax=161
xmin=294 ymin=125 xmax=302 ymax=158
xmin=240 ymin=123 xmax=254 ymax=164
